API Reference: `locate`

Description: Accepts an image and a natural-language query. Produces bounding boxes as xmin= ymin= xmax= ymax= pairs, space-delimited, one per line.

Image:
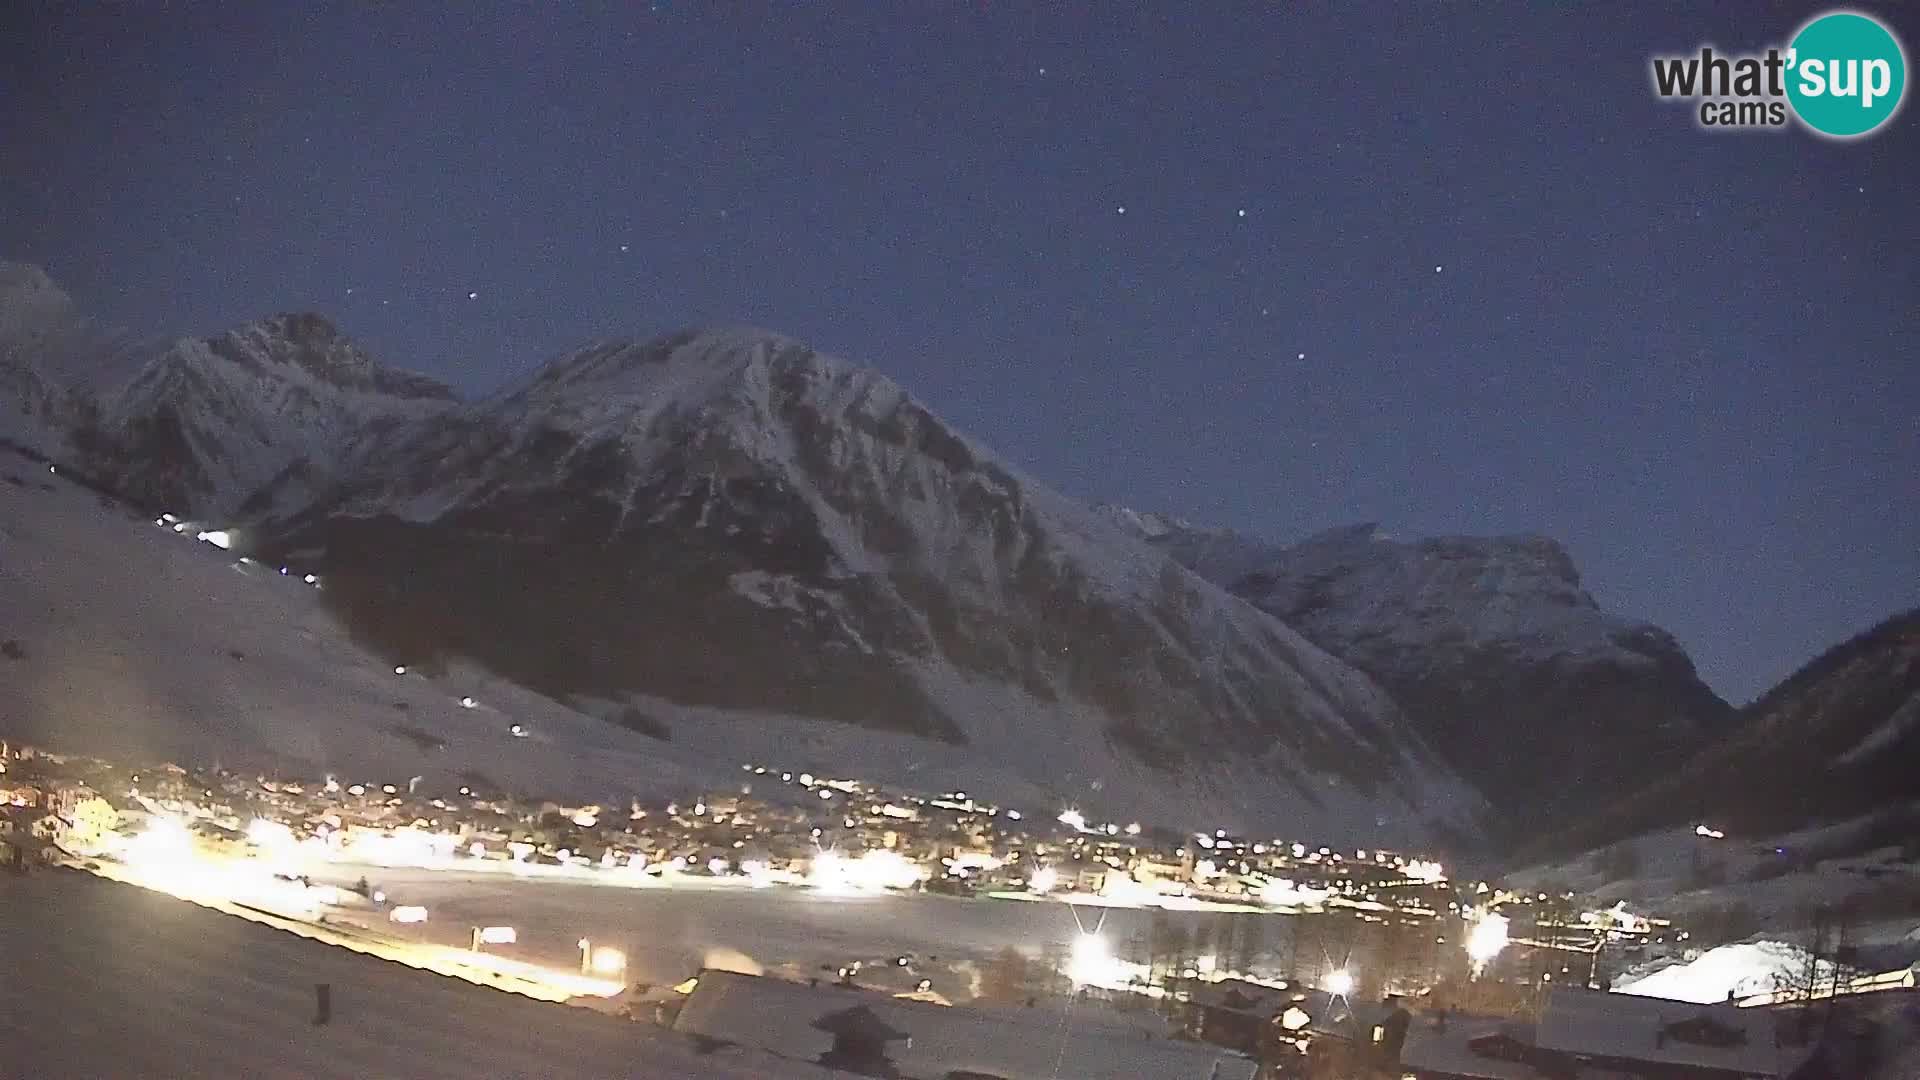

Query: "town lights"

xmin=590 ymin=946 xmax=627 ymax=977
xmin=1464 ymin=910 xmax=1510 ymax=975
xmin=125 ymin=816 xmax=195 ymax=872
xmin=808 ymin=849 xmax=924 ymax=894
xmin=1056 ymin=809 xmax=1087 ymax=832
xmin=1027 ymin=866 xmax=1059 ymax=894
xmin=244 ymin=818 xmax=295 ymax=852
xmin=1067 ymin=933 xmax=1116 ymax=987
xmin=1324 ymin=968 xmax=1355 ymax=997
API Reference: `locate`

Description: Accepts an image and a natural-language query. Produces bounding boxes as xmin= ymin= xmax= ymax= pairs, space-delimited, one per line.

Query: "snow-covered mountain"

xmin=64 ymin=312 xmax=459 ymax=519
xmin=1555 ymin=608 xmax=1920 ymax=852
xmin=0 ymin=261 xmax=148 ymax=452
xmin=1105 ymin=514 xmax=1733 ymax=827
xmin=252 ymin=329 xmax=1486 ymax=844
xmin=1 ymin=265 xmax=1489 ymax=844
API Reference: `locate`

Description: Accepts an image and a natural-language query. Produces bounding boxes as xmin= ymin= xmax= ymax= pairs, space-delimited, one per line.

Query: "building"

xmin=1398 ymin=1012 xmax=1536 ymax=1079
xmin=1535 ymin=988 xmax=1816 ymax=1078
xmin=1183 ymin=978 xmax=1293 ymax=1054
xmin=1398 ymin=990 xmax=1819 ymax=1079
xmin=674 ymin=969 xmax=1258 ymax=1079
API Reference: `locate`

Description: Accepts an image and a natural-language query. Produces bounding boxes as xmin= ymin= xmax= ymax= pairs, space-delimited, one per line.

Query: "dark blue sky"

xmin=4 ymin=2 xmax=1915 ymax=703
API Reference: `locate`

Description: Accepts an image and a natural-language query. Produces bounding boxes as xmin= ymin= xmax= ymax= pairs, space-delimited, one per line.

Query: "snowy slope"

xmin=254 ymin=329 xmax=1487 ymax=845
xmin=1547 ymin=609 xmax=1920 ymax=855
xmin=0 ymin=443 xmax=748 ymax=804
xmin=1108 ymin=514 xmax=1731 ymax=824
xmin=0 ymin=871 xmax=827 ymax=1079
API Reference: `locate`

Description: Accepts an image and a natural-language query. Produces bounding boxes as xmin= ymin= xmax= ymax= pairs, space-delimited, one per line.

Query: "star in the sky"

xmin=1116 ymin=206 xmax=1126 ymax=215
xmin=467 ymin=291 xmax=479 ymax=300
xmin=1434 ymin=265 xmax=1443 ymax=273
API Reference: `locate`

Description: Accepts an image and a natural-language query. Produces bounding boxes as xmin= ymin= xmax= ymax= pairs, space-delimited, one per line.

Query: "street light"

xmin=579 ymin=938 xmax=627 ymax=977
xmin=1324 ymin=968 xmax=1355 ymax=997
xmin=592 ymin=947 xmax=627 ymax=978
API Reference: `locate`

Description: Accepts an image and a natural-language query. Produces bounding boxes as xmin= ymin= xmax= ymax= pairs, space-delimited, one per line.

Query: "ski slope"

xmin=0 ymin=445 xmax=736 ymax=803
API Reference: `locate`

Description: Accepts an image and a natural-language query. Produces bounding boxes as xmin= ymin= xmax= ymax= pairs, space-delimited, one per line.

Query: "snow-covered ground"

xmin=1508 ymin=821 xmax=1920 ymax=932
xmin=0 ymin=869 xmax=828 ymax=1078
xmin=1613 ymin=940 xmax=1831 ymax=1004
xmin=0 ymin=451 xmax=747 ymax=804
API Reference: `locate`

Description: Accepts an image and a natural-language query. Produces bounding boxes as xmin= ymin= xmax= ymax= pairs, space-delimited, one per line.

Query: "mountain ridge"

xmin=1103 ymin=508 xmax=1735 ymax=831
xmin=0 ymin=264 xmax=1488 ymax=845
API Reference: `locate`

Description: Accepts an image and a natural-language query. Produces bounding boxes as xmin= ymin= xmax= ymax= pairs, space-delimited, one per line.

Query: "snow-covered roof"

xmin=675 ymin=969 xmax=1258 ymax=1079
xmin=1396 ymin=1012 xmax=1535 ymax=1079
xmin=1534 ymin=988 xmax=1814 ymax=1077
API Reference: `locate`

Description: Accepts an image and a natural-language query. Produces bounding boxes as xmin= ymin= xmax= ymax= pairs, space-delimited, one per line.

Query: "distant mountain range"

xmin=0 ymin=263 xmax=1483 ymax=846
xmin=1542 ymin=607 xmax=1920 ymax=856
xmin=4 ymin=259 xmax=1905 ymax=851
xmin=1099 ymin=513 xmax=1735 ymax=831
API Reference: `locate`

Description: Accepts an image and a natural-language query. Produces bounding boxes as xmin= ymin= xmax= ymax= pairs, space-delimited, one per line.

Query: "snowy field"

xmin=304 ymin=863 xmax=1308 ymax=996
xmin=1508 ymin=822 xmax=1920 ymax=931
xmin=0 ymin=869 xmax=829 ymax=1079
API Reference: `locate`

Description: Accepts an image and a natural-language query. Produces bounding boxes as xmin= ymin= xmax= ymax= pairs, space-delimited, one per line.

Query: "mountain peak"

xmin=150 ymin=313 xmax=456 ymax=402
xmin=525 ymin=326 xmax=837 ymax=394
xmin=0 ymin=260 xmax=79 ymax=341
xmin=1132 ymin=513 xmax=1730 ymax=828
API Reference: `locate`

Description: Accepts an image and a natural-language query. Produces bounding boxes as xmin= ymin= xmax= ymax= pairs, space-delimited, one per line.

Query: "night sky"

xmin=4 ymin=3 xmax=1915 ymax=704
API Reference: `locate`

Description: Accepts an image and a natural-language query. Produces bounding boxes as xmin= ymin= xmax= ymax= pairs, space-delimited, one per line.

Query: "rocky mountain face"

xmin=66 ymin=313 xmax=460 ymax=519
xmin=1554 ymin=608 xmax=1920 ymax=853
xmin=264 ymin=330 xmax=1486 ymax=842
xmin=1109 ymin=515 xmax=1733 ymax=831
xmin=0 ymin=264 xmax=1489 ymax=844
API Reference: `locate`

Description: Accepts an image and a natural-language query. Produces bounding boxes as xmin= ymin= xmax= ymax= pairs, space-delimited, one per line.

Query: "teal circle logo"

xmin=1786 ymin=11 xmax=1907 ymax=138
